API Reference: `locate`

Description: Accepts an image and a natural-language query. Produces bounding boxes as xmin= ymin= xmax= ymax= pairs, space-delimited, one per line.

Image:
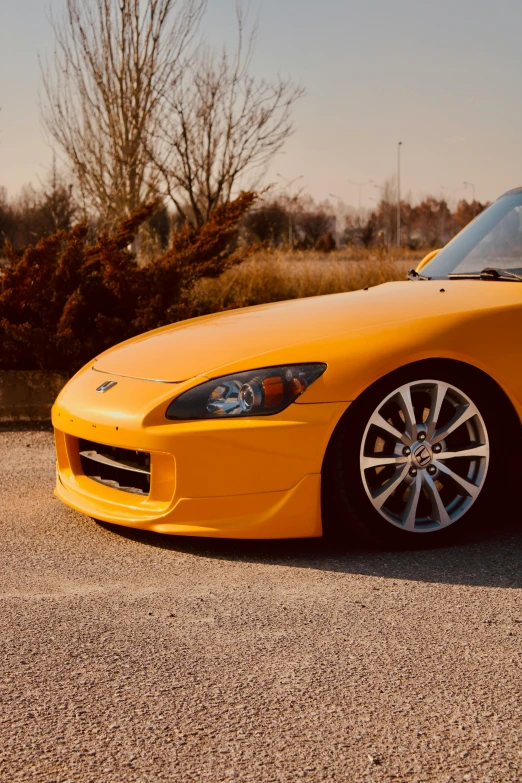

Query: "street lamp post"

xmin=347 ymin=179 xmax=373 ymax=212
xmin=397 ymin=141 xmax=402 ymax=248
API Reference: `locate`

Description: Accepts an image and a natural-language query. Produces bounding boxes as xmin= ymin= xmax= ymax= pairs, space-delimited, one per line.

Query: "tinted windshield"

xmin=422 ymin=190 xmax=522 ymax=278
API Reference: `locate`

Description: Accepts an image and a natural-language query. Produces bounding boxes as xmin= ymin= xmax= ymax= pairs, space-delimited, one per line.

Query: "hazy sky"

xmin=1 ymin=0 xmax=522 ymax=209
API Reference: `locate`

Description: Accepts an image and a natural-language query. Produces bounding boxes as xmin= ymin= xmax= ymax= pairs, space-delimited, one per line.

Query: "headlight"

xmin=166 ymin=363 xmax=327 ymax=420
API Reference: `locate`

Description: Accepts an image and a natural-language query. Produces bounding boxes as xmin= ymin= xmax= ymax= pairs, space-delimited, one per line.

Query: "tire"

xmin=321 ymin=361 xmax=516 ymax=548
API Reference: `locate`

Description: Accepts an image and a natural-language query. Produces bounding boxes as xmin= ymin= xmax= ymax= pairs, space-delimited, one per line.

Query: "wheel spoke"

xmin=433 ymin=460 xmax=481 ymax=499
xmin=361 ymin=454 xmax=408 ymax=470
xmin=426 ymin=382 xmax=449 ymax=438
xmin=401 ymin=473 xmax=422 ymax=531
xmin=371 ymin=464 xmax=409 ymax=507
xmin=438 ymin=444 xmax=488 ymax=460
xmin=432 ymin=403 xmax=478 ymax=444
xmin=370 ymin=412 xmax=410 ymax=445
xmin=423 ymin=473 xmax=451 ymax=527
xmin=396 ymin=384 xmax=417 ymax=441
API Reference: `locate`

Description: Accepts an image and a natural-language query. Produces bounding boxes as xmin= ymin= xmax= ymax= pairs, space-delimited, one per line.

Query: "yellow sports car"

xmin=53 ymin=188 xmax=522 ymax=545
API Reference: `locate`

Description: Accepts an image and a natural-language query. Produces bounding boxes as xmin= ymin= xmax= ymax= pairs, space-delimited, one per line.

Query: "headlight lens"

xmin=166 ymin=363 xmax=327 ymax=420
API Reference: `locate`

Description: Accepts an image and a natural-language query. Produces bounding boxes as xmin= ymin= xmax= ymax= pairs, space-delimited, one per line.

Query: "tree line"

xmin=0 ymin=176 xmax=487 ymax=258
xmin=244 ymin=193 xmax=488 ymax=251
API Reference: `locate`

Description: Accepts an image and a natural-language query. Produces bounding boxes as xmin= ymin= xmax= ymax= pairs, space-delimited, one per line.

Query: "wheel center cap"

xmin=412 ymin=442 xmax=433 ymax=469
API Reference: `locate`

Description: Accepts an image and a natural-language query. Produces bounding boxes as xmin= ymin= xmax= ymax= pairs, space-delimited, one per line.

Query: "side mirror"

xmin=416 ymin=249 xmax=440 ymax=273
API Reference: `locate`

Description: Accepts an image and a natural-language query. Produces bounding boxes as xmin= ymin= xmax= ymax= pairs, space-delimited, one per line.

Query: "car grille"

xmin=79 ymin=439 xmax=151 ymax=496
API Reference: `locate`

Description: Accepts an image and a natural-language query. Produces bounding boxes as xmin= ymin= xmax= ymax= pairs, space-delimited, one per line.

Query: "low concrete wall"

xmin=0 ymin=371 xmax=69 ymax=422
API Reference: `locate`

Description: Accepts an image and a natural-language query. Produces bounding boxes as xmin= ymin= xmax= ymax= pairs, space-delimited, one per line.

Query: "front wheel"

xmin=322 ymin=365 xmax=511 ymax=547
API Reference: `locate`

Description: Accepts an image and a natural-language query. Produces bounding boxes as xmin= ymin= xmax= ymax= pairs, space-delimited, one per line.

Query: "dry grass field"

xmin=191 ymin=247 xmax=427 ymax=310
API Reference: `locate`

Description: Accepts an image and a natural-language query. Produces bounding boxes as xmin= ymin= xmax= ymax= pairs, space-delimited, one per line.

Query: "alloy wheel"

xmin=359 ymin=380 xmax=489 ymax=532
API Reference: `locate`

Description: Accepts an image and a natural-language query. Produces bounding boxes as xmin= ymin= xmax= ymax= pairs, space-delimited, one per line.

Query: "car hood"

xmin=93 ymin=280 xmax=514 ymax=383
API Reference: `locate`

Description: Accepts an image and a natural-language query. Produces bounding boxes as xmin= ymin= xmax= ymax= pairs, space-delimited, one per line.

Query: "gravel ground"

xmin=1 ymin=430 xmax=521 ymax=783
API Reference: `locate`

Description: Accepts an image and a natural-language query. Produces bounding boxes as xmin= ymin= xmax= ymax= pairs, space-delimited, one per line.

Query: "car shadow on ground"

xmin=98 ymin=506 xmax=522 ymax=590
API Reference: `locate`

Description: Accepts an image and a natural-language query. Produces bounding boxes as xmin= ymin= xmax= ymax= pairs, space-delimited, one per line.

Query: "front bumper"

xmin=53 ymin=370 xmax=347 ymax=538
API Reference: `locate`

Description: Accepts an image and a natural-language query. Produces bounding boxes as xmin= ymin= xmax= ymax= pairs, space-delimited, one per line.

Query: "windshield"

xmin=422 ymin=189 xmax=522 ymax=279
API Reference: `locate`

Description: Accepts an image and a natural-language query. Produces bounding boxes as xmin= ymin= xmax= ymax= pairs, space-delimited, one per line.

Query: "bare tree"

xmin=154 ymin=8 xmax=305 ymax=227
xmin=41 ymin=0 xmax=205 ymax=225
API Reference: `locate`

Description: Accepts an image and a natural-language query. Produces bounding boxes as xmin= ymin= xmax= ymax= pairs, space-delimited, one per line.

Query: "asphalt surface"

xmin=1 ymin=430 xmax=521 ymax=783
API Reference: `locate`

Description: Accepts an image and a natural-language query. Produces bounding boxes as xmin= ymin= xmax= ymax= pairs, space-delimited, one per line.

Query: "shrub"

xmin=295 ymin=207 xmax=336 ymax=248
xmin=0 ymin=192 xmax=255 ymax=373
xmin=0 ymin=175 xmax=78 ymax=253
xmin=242 ymin=200 xmax=290 ymax=246
xmin=314 ymin=232 xmax=336 ymax=253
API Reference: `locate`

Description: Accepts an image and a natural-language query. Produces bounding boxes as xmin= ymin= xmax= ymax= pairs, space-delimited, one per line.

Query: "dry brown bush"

xmin=0 ymin=193 xmax=255 ymax=372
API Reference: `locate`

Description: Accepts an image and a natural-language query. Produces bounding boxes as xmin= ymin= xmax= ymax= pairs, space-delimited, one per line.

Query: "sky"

xmin=1 ymin=0 xmax=522 ymax=209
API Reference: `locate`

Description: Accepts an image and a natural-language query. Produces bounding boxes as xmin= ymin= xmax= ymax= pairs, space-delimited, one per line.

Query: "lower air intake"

xmin=79 ymin=439 xmax=151 ymax=496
